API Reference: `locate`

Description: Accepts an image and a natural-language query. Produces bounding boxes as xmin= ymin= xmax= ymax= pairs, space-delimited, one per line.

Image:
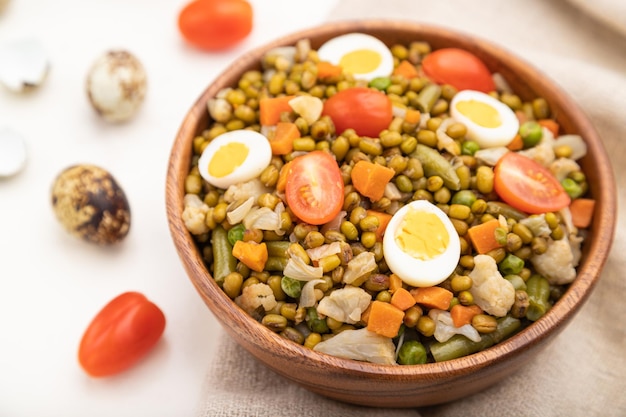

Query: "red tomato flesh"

xmin=322 ymin=87 xmax=393 ymax=138
xmin=285 ymin=151 xmax=345 ymax=225
xmin=422 ymin=48 xmax=495 ymax=93
xmin=178 ymin=0 xmax=253 ymax=51
xmin=78 ymin=292 xmax=166 ymax=377
xmin=494 ymin=151 xmax=570 ymax=214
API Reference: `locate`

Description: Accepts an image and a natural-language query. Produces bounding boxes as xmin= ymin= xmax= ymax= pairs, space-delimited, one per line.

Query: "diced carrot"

xmin=351 ymin=160 xmax=395 ymax=201
xmin=232 ymin=241 xmax=268 ymax=273
xmin=506 ymin=133 xmax=524 ymax=151
xmin=390 ymin=287 xmax=416 ymax=311
xmin=450 ymin=304 xmax=483 ymax=327
xmin=389 ymin=273 xmax=404 ymax=294
xmin=366 ymin=300 xmax=405 ymax=338
xmin=538 ymin=119 xmax=560 ymax=137
xmin=269 ymin=122 xmax=299 ymax=155
xmin=393 ymin=60 xmax=419 ymax=79
xmin=366 ymin=209 xmax=392 ymax=241
xmin=569 ymin=198 xmax=596 ymax=228
xmin=276 ymin=160 xmax=292 ymax=192
xmin=259 ymin=95 xmax=295 ymax=126
xmin=410 ymin=286 xmax=454 ymax=310
xmin=467 ymin=218 xmax=503 ymax=254
xmin=404 ymin=108 xmax=421 ymax=125
xmin=316 ymin=61 xmax=343 ymax=79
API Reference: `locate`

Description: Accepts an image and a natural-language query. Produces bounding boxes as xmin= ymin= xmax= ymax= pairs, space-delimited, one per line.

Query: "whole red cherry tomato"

xmin=422 ymin=48 xmax=495 ymax=93
xmin=178 ymin=0 xmax=253 ymax=51
xmin=78 ymin=292 xmax=166 ymax=377
xmin=322 ymin=87 xmax=393 ymax=138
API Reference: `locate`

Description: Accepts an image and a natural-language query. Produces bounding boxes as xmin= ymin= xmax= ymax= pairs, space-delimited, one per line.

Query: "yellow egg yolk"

xmin=455 ymin=99 xmax=501 ymax=128
xmin=395 ymin=209 xmax=449 ymax=260
xmin=208 ymin=142 xmax=249 ymax=178
xmin=339 ymin=49 xmax=381 ymax=75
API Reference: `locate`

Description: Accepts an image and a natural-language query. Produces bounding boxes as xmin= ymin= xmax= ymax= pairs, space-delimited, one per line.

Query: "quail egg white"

xmin=197 ymin=130 xmax=272 ymax=189
xmin=317 ymin=33 xmax=394 ymax=81
xmin=383 ymin=200 xmax=460 ymax=287
xmin=450 ymin=90 xmax=519 ymax=149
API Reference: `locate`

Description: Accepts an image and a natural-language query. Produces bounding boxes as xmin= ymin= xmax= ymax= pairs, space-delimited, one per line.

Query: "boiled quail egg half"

xmin=197 ymin=130 xmax=272 ymax=189
xmin=450 ymin=90 xmax=519 ymax=148
xmin=317 ymin=33 xmax=394 ymax=81
xmin=383 ymin=200 xmax=460 ymax=287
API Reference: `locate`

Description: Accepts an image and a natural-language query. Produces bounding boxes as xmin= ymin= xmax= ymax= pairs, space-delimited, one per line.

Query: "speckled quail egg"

xmin=51 ymin=164 xmax=130 ymax=245
xmin=86 ymin=50 xmax=147 ymax=123
xmin=197 ymin=130 xmax=272 ymax=189
xmin=317 ymin=33 xmax=394 ymax=81
xmin=383 ymin=200 xmax=461 ymax=287
xmin=450 ymin=90 xmax=519 ymax=148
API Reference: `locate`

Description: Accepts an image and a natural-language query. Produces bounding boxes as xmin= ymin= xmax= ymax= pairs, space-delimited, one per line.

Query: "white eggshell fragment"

xmin=0 ymin=127 xmax=27 ymax=177
xmin=86 ymin=50 xmax=147 ymax=123
xmin=0 ymin=38 xmax=49 ymax=92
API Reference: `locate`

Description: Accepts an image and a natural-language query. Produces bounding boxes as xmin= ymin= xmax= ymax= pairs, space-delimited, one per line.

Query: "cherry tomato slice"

xmin=285 ymin=151 xmax=345 ymax=225
xmin=422 ymin=48 xmax=495 ymax=93
xmin=78 ymin=292 xmax=166 ymax=377
xmin=322 ymin=87 xmax=393 ymax=138
xmin=178 ymin=0 xmax=253 ymax=51
xmin=494 ymin=151 xmax=570 ymax=214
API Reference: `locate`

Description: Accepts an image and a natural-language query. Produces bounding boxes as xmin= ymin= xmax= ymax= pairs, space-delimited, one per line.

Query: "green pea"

xmin=461 ymin=140 xmax=480 ymax=156
xmin=227 ymin=224 xmax=246 ymax=246
xmin=369 ymin=76 xmax=392 ymax=91
xmin=281 ymin=276 xmax=303 ymax=298
xmin=519 ymin=121 xmax=542 ymax=148
xmin=499 ymin=254 xmax=524 ymax=275
xmin=561 ymin=178 xmax=584 ymax=198
xmin=397 ymin=340 xmax=428 ymax=365
xmin=306 ymin=307 xmax=329 ymax=334
xmin=451 ymin=190 xmax=477 ymax=207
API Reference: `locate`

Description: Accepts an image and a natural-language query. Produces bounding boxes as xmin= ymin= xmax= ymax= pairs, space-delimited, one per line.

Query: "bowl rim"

xmin=166 ymin=19 xmax=617 ymax=378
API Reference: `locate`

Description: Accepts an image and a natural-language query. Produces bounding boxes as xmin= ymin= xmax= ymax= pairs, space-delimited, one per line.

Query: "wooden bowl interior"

xmin=166 ymin=20 xmax=616 ymax=407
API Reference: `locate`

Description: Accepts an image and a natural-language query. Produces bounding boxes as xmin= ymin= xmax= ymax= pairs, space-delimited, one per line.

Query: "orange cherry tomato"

xmin=422 ymin=48 xmax=495 ymax=93
xmin=285 ymin=151 xmax=345 ymax=225
xmin=178 ymin=0 xmax=253 ymax=51
xmin=78 ymin=292 xmax=166 ymax=377
xmin=322 ymin=87 xmax=393 ymax=138
xmin=494 ymin=151 xmax=570 ymax=214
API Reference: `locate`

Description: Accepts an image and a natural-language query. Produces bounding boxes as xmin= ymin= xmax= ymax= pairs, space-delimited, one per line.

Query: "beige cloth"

xmin=197 ymin=1 xmax=626 ymax=416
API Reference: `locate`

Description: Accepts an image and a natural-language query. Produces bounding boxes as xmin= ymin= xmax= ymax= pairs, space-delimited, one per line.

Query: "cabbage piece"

xmin=549 ymin=157 xmax=580 ymax=182
xmin=289 ymin=95 xmax=323 ymax=125
xmin=429 ymin=309 xmax=481 ymax=343
xmin=342 ymin=251 xmax=377 ymax=285
xmin=283 ymin=255 xmax=323 ymax=281
xmin=469 ymin=255 xmax=515 ymax=317
xmin=519 ymin=127 xmax=555 ymax=167
xmin=226 ymin=197 xmax=255 ymax=224
xmin=306 ymin=241 xmax=342 ymax=262
xmin=243 ymin=205 xmax=283 ymax=235
xmin=313 ymin=327 xmax=397 ymax=365
xmin=474 ymin=147 xmax=509 ymax=166
xmin=299 ymin=279 xmax=325 ymax=308
xmin=436 ymin=118 xmax=460 ymax=155
xmin=553 ymin=134 xmax=587 ymax=161
xmin=519 ymin=214 xmax=552 ymax=238
xmin=317 ymin=286 xmax=372 ymax=324
xmin=224 ymin=178 xmax=271 ymax=203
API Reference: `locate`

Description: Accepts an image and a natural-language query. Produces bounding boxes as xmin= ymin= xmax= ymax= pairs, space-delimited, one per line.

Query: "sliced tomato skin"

xmin=322 ymin=87 xmax=393 ymax=138
xmin=78 ymin=292 xmax=166 ymax=377
xmin=494 ymin=152 xmax=571 ymax=214
xmin=422 ymin=48 xmax=495 ymax=93
xmin=285 ymin=151 xmax=345 ymax=225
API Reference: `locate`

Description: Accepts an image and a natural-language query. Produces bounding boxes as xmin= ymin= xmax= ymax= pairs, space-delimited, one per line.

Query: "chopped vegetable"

xmin=530 ymin=238 xmax=578 ymax=285
xmin=316 ymin=61 xmax=343 ymax=79
xmin=569 ymin=198 xmax=595 ymax=228
xmin=430 ymin=309 xmax=481 ymax=343
xmin=235 ymin=283 xmax=277 ymax=315
xmin=367 ymin=300 xmax=405 ymax=338
xmin=450 ymin=304 xmax=483 ymax=328
xmin=412 ymin=144 xmax=461 ymax=190
xmin=538 ymin=118 xmax=559 ymax=137
xmin=269 ymin=122 xmax=299 ymax=155
xmin=232 ymin=240 xmax=268 ymax=272
xmin=393 ymin=60 xmax=419 ymax=79
xmin=365 ymin=210 xmax=392 ymax=241
xmin=322 ymin=87 xmax=393 ymax=137
xmin=351 ymin=160 xmax=395 ymax=201
xmin=259 ymin=95 xmax=296 ymax=126
xmin=410 ymin=286 xmax=453 ymax=310
xmin=317 ymin=286 xmax=372 ymax=324
xmin=390 ymin=287 xmax=416 ymax=311
xmin=469 ymin=255 xmax=515 ymax=317
xmin=313 ymin=327 xmax=397 ymax=365
xmin=467 ymin=218 xmax=503 ymax=254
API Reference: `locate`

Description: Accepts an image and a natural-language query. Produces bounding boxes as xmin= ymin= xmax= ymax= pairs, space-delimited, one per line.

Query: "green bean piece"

xmin=430 ymin=316 xmax=521 ymax=362
xmin=499 ymin=254 xmax=525 ymax=275
xmin=519 ymin=121 xmax=543 ymax=148
xmin=306 ymin=307 xmax=329 ymax=334
xmin=526 ymin=274 xmax=552 ymax=321
xmin=504 ymin=274 xmax=527 ymax=291
xmin=561 ymin=178 xmax=584 ymax=199
xmin=281 ymin=276 xmax=303 ymax=298
xmin=227 ymin=224 xmax=246 ymax=246
xmin=397 ymin=340 xmax=428 ymax=365
xmin=265 ymin=256 xmax=289 ymax=271
xmin=265 ymin=240 xmax=291 ymax=258
xmin=485 ymin=201 xmax=527 ymax=221
xmin=415 ymin=83 xmax=442 ymax=113
xmin=411 ymin=144 xmax=461 ymax=190
xmin=211 ymin=225 xmax=237 ymax=285
xmin=369 ymin=76 xmax=392 ymax=91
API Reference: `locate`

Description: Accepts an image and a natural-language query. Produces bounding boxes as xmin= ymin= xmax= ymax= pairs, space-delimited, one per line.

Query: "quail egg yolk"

xmin=396 ymin=209 xmax=449 ymax=261
xmin=339 ymin=49 xmax=382 ymax=76
xmin=208 ymin=142 xmax=249 ymax=178
xmin=454 ymin=99 xmax=501 ymax=129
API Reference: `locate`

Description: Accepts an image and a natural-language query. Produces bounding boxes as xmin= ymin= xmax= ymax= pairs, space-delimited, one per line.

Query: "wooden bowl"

xmin=166 ymin=20 xmax=616 ymax=407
